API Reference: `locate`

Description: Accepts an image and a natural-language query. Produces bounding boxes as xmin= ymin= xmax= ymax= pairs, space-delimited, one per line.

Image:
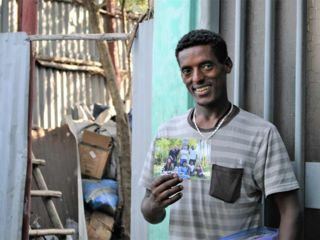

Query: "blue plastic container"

xmin=220 ymin=227 xmax=279 ymax=240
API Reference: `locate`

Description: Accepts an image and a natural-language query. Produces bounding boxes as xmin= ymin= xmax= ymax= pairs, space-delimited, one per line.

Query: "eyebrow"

xmin=200 ymin=60 xmax=214 ymax=66
xmin=180 ymin=60 xmax=214 ymax=69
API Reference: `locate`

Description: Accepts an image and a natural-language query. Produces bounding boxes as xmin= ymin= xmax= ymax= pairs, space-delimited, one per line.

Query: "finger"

xmin=152 ymin=174 xmax=177 ymax=188
xmin=162 ymin=191 xmax=183 ymax=208
xmin=158 ymin=184 xmax=184 ymax=202
xmin=152 ymin=177 xmax=183 ymax=197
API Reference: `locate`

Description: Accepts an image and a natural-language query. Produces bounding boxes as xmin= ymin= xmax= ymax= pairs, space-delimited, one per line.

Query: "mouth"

xmin=193 ymin=86 xmax=210 ymax=95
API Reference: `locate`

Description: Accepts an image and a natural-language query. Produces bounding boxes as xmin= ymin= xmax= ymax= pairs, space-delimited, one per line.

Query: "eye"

xmin=181 ymin=68 xmax=192 ymax=77
xmin=200 ymin=63 xmax=214 ymax=71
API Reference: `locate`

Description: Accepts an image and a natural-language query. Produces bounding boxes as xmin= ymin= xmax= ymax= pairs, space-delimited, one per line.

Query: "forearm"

xmin=273 ymin=190 xmax=301 ymax=240
xmin=141 ymin=196 xmax=166 ymax=224
xmin=278 ymin=209 xmax=300 ymax=240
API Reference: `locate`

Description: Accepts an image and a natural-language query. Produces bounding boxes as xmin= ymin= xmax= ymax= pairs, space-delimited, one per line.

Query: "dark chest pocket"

xmin=209 ymin=164 xmax=243 ymax=203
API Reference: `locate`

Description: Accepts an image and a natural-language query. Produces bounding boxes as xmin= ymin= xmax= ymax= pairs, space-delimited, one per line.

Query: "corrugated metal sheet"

xmin=0 ymin=32 xmax=30 ymax=240
xmin=36 ymin=1 xmax=97 ymax=61
xmin=0 ymin=0 xmax=18 ymax=32
xmin=131 ymin=20 xmax=153 ymax=240
xmin=33 ymin=68 xmax=109 ymax=129
xmin=33 ymin=0 xmax=134 ymax=129
xmin=2 ymin=0 xmax=134 ymax=129
xmin=34 ymin=0 xmax=107 ymax=129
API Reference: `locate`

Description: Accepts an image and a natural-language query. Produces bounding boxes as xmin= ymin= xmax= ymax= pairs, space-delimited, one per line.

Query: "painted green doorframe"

xmin=149 ymin=1 xmax=198 ymax=239
xmin=151 ymin=0 xmax=198 ymax=138
xmin=149 ymin=0 xmax=220 ymax=239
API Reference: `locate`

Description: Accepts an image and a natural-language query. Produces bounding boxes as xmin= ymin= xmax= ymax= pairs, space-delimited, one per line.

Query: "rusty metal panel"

xmin=31 ymin=125 xmax=78 ymax=228
xmin=0 ymin=32 xmax=30 ymax=240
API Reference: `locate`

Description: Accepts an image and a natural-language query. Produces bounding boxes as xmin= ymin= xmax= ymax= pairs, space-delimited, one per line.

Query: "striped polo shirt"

xmin=139 ymin=106 xmax=299 ymax=239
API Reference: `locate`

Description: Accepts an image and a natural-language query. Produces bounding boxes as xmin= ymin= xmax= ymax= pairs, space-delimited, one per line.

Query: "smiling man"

xmin=140 ymin=29 xmax=300 ymax=240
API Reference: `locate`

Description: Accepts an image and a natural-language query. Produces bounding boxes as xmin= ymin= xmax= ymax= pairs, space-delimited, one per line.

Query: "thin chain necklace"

xmin=192 ymin=103 xmax=233 ymax=141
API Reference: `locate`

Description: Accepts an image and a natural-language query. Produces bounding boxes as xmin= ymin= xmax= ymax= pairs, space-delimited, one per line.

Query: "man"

xmin=140 ymin=29 xmax=300 ymax=239
xmin=168 ymin=146 xmax=180 ymax=167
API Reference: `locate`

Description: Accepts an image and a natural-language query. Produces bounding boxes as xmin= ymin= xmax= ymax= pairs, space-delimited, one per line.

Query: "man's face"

xmin=177 ymin=45 xmax=230 ymax=107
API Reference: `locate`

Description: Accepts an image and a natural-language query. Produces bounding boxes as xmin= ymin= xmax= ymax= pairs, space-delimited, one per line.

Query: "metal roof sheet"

xmin=0 ymin=32 xmax=30 ymax=240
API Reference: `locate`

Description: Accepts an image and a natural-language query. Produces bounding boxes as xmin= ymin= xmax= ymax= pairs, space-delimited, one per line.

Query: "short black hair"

xmin=175 ymin=29 xmax=229 ymax=64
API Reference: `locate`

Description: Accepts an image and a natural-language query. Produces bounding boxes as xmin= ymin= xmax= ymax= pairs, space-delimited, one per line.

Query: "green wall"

xmin=150 ymin=0 xmax=198 ymax=239
xmin=151 ymin=0 xmax=198 ymax=136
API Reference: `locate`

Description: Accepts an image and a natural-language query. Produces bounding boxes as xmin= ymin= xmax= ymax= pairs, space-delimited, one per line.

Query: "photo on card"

xmin=153 ymin=138 xmax=211 ymax=180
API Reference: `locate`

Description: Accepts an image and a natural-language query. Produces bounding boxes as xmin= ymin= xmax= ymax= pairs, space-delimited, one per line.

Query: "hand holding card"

xmin=141 ymin=174 xmax=183 ymax=224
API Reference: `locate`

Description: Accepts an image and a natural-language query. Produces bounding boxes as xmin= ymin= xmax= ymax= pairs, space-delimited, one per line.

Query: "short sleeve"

xmin=253 ymin=126 xmax=299 ymax=197
xmin=138 ymin=138 xmax=156 ymax=189
xmin=138 ymin=122 xmax=172 ymax=189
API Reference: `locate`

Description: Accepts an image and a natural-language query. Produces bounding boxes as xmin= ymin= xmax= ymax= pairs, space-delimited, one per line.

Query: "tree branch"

xmin=28 ymin=33 xmax=130 ymax=42
xmin=82 ymin=1 xmax=131 ymax=239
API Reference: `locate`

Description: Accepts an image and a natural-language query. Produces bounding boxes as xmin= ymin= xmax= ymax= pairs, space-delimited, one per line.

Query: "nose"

xmin=192 ymin=68 xmax=204 ymax=83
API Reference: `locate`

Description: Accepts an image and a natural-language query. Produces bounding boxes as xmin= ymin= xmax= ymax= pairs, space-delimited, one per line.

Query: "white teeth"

xmin=195 ymin=86 xmax=209 ymax=93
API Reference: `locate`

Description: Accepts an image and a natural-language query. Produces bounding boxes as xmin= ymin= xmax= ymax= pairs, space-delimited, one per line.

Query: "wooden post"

xmin=18 ymin=1 xmax=37 ymax=240
xmin=83 ymin=1 xmax=131 ymax=239
xmin=106 ymin=0 xmax=118 ymax=75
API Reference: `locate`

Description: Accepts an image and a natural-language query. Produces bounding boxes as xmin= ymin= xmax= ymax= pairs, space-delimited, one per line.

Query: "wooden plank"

xmin=31 ymin=190 xmax=62 ymax=198
xmin=32 ymin=159 xmax=46 ymax=166
xmin=37 ymin=59 xmax=105 ymax=76
xmin=28 ymin=33 xmax=130 ymax=41
xmin=29 ymin=228 xmax=75 ymax=236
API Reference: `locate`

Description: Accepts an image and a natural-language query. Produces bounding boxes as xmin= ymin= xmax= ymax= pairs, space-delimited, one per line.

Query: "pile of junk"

xmin=30 ymin=103 xmax=130 ymax=240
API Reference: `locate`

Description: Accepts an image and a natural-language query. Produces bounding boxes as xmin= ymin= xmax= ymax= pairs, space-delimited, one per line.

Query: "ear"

xmin=224 ymin=57 xmax=233 ymax=73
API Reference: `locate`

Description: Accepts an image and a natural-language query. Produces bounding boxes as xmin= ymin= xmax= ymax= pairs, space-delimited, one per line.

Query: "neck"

xmin=194 ymin=99 xmax=231 ymax=129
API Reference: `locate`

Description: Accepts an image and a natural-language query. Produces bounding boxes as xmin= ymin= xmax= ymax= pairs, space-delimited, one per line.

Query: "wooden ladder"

xmin=29 ymin=156 xmax=75 ymax=238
